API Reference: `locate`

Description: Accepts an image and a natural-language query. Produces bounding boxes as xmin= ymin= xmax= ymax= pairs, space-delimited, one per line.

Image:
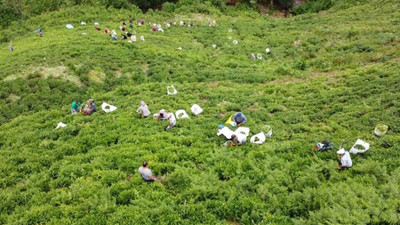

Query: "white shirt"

xmin=217 ymin=127 xmax=234 ymax=139
xmin=137 ymin=105 xmax=150 ymax=117
xmin=236 ymin=134 xmax=247 ymax=144
xmin=138 ymin=167 xmax=153 ymax=181
xmin=340 ymin=152 xmax=352 ymax=167
xmin=168 ymin=113 xmax=176 ymax=125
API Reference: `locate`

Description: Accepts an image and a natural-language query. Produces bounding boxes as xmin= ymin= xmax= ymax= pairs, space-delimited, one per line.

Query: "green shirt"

xmin=71 ymin=101 xmax=80 ymax=110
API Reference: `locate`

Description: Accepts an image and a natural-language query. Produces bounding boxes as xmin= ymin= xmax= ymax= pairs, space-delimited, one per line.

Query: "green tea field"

xmin=0 ymin=0 xmax=399 ymax=224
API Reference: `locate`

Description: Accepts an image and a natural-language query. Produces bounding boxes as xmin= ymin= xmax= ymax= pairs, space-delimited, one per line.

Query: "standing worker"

xmin=136 ymin=100 xmax=151 ymax=118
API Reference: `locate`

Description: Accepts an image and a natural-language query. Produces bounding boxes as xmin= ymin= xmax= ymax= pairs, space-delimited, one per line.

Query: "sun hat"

xmin=337 ymin=148 xmax=345 ymax=154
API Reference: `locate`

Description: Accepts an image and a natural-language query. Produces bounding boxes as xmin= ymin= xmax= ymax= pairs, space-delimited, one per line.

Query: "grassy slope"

xmin=0 ymin=1 xmax=400 ymax=224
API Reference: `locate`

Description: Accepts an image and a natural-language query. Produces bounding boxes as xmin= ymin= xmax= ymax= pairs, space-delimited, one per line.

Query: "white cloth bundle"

xmin=190 ymin=104 xmax=203 ymax=115
xmin=250 ymin=132 xmax=266 ymax=144
xmin=175 ymin=109 xmax=190 ymax=119
xmin=55 ymin=122 xmax=66 ymax=129
xmin=349 ymin=139 xmax=370 ymax=154
xmin=167 ymin=85 xmax=178 ymax=95
xmin=101 ymin=102 xmax=117 ymax=113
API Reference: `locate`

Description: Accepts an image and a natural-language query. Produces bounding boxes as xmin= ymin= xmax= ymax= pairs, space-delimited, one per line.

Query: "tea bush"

xmin=291 ymin=0 xmax=333 ymax=15
xmin=0 ymin=0 xmax=400 ymax=224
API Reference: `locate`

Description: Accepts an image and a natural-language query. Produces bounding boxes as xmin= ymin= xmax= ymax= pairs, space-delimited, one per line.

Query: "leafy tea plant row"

xmin=0 ymin=0 xmax=400 ymax=224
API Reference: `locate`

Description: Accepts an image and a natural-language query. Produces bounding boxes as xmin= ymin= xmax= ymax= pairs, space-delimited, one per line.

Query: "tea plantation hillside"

xmin=0 ymin=0 xmax=400 ymax=224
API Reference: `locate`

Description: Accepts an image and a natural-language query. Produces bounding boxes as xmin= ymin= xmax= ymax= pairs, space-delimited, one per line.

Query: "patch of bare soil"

xmin=4 ymin=66 xmax=83 ymax=87
xmin=206 ymin=81 xmax=219 ymax=87
xmin=226 ymin=220 xmax=241 ymax=225
xmin=7 ymin=94 xmax=20 ymax=102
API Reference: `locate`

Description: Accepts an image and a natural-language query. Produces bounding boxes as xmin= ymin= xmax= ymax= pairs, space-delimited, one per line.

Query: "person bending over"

xmin=136 ymin=100 xmax=151 ymax=118
xmin=159 ymin=109 xmax=169 ymax=121
xmin=228 ymin=134 xmax=246 ymax=146
xmin=337 ymin=148 xmax=352 ymax=169
xmin=84 ymin=99 xmax=96 ymax=115
xmin=138 ymin=161 xmax=158 ymax=182
xmin=71 ymin=100 xmax=81 ymax=114
xmin=233 ymin=112 xmax=247 ymax=127
xmin=165 ymin=112 xmax=176 ymax=131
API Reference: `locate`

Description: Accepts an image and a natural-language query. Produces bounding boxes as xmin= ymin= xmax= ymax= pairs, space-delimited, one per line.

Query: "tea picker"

xmin=227 ymin=134 xmax=246 ymax=146
xmin=71 ymin=100 xmax=81 ymax=114
xmin=231 ymin=112 xmax=247 ymax=127
xmin=154 ymin=109 xmax=169 ymax=121
xmin=83 ymin=99 xmax=97 ymax=115
xmin=337 ymin=147 xmax=352 ymax=169
xmin=218 ymin=125 xmax=250 ymax=146
xmin=138 ymin=161 xmax=162 ymax=183
xmin=136 ymin=101 xmax=151 ymax=118
xmin=313 ymin=140 xmax=333 ymax=152
xmin=165 ymin=112 xmax=176 ymax=131
xmin=111 ymin=34 xmax=118 ymax=40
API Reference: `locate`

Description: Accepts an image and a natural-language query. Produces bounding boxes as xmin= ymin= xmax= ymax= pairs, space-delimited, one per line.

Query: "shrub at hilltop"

xmin=0 ymin=0 xmax=363 ymax=29
xmin=0 ymin=0 xmax=400 ymax=224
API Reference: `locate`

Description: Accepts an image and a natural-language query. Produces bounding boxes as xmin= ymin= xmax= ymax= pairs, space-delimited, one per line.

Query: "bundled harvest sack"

xmin=101 ymin=102 xmax=117 ymax=113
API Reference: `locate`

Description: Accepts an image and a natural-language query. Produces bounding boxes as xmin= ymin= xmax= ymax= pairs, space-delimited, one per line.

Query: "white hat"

xmin=337 ymin=148 xmax=345 ymax=154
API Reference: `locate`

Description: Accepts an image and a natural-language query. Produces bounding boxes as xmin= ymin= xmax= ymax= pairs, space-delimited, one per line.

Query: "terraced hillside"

xmin=0 ymin=1 xmax=399 ymax=224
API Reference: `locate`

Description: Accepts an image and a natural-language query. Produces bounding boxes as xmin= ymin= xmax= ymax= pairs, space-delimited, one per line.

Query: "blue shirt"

xmin=233 ymin=112 xmax=246 ymax=124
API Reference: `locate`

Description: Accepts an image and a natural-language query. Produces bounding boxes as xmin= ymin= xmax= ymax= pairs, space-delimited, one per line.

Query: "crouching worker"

xmin=228 ymin=134 xmax=246 ymax=146
xmin=84 ymin=99 xmax=96 ymax=115
xmin=233 ymin=112 xmax=247 ymax=127
xmin=337 ymin=148 xmax=352 ymax=169
xmin=138 ymin=161 xmax=161 ymax=182
xmin=154 ymin=109 xmax=169 ymax=121
xmin=314 ymin=140 xmax=333 ymax=152
xmin=165 ymin=113 xmax=176 ymax=131
xmin=136 ymin=100 xmax=151 ymax=118
xmin=89 ymin=99 xmax=96 ymax=115
xmin=71 ymin=100 xmax=81 ymax=114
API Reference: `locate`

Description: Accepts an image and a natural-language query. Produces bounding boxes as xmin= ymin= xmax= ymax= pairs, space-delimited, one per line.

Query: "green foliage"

xmin=162 ymin=1 xmax=176 ymax=13
xmin=0 ymin=0 xmax=23 ymax=29
xmin=104 ymin=0 xmax=131 ymax=9
xmin=174 ymin=0 xmax=222 ymax=14
xmin=291 ymin=0 xmax=333 ymax=15
xmin=275 ymin=0 xmax=294 ymax=9
xmin=0 ymin=0 xmax=400 ymax=224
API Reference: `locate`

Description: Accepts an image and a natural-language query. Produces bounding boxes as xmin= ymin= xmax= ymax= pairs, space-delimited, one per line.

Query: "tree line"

xmin=0 ymin=0 xmax=341 ymax=29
